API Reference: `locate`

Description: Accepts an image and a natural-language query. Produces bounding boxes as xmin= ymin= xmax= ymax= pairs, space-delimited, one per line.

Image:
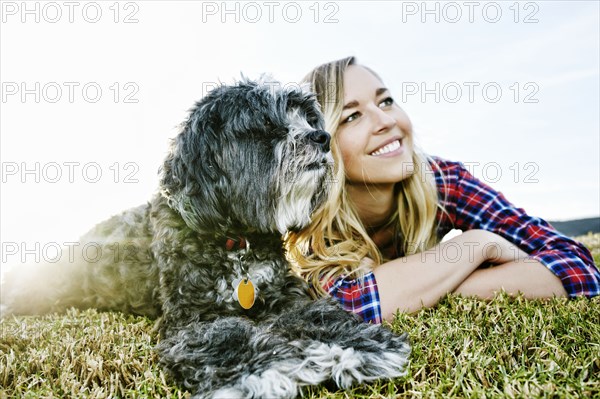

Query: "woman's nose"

xmin=370 ymin=107 xmax=396 ymax=134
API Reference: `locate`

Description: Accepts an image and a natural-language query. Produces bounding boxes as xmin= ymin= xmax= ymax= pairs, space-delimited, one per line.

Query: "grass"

xmin=1 ymin=233 xmax=599 ymax=398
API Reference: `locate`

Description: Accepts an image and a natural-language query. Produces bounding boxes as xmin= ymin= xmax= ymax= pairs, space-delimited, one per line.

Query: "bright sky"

xmin=1 ymin=1 xmax=599 ymax=251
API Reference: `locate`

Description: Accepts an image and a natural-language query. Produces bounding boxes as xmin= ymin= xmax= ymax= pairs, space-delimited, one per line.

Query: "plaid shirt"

xmin=324 ymin=157 xmax=600 ymax=324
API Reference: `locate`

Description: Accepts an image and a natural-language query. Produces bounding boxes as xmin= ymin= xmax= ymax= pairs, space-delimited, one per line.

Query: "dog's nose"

xmin=307 ymin=130 xmax=330 ymax=152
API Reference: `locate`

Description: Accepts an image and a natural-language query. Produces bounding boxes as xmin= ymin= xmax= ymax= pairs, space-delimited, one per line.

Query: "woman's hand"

xmin=461 ymin=229 xmax=529 ymax=265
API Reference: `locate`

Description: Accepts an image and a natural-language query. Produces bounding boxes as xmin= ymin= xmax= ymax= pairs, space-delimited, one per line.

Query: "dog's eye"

xmin=309 ymin=116 xmax=323 ymax=130
xmin=305 ymin=110 xmax=324 ymax=130
xmin=266 ymin=121 xmax=288 ymax=136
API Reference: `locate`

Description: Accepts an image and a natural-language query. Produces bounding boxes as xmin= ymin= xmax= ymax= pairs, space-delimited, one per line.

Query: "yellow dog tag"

xmin=234 ymin=278 xmax=255 ymax=310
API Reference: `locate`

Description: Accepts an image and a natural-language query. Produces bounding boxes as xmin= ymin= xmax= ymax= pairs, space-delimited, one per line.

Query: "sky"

xmin=1 ymin=0 xmax=599 ymax=253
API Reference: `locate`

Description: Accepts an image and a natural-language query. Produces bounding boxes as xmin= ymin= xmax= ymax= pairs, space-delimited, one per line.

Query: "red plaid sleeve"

xmin=322 ymin=272 xmax=382 ymax=324
xmin=433 ymin=157 xmax=600 ymax=297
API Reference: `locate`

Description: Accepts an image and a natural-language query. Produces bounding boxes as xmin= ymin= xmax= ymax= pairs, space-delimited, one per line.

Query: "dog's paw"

xmin=208 ymin=387 xmax=245 ymax=399
xmin=362 ymin=331 xmax=411 ymax=381
xmin=336 ymin=330 xmax=410 ymax=387
xmin=296 ymin=339 xmax=409 ymax=390
xmin=205 ymin=369 xmax=300 ymax=399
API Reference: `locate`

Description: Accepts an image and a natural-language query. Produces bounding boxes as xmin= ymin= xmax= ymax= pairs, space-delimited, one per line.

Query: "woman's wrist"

xmin=447 ymin=229 xmax=490 ymax=267
xmin=456 ymin=229 xmax=528 ymax=265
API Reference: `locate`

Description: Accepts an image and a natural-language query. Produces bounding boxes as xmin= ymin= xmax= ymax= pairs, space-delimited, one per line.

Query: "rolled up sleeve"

xmin=323 ymin=272 xmax=383 ymax=323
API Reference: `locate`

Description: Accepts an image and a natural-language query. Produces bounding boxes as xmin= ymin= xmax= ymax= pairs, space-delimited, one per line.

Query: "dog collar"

xmin=225 ymin=237 xmax=247 ymax=251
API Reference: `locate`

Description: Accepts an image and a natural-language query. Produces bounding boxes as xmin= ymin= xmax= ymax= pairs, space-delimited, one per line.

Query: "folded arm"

xmin=454 ymin=258 xmax=567 ymax=299
xmin=373 ymin=229 xmax=530 ymax=320
xmin=434 ymin=158 xmax=599 ymax=299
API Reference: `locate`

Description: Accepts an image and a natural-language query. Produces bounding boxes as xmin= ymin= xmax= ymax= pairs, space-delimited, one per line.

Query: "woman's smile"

xmin=369 ymin=138 xmax=405 ymax=157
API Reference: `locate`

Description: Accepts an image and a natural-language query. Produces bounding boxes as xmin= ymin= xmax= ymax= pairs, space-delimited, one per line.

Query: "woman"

xmin=286 ymin=56 xmax=600 ymax=323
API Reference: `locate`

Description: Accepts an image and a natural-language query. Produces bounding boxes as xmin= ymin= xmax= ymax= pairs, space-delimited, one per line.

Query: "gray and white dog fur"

xmin=1 ymin=78 xmax=410 ymax=398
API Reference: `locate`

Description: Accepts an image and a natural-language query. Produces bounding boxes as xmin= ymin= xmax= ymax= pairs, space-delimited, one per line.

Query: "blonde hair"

xmin=286 ymin=56 xmax=445 ymax=298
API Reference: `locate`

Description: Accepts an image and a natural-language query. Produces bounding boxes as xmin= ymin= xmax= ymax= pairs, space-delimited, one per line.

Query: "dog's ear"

xmin=160 ymin=115 xmax=212 ymax=193
xmin=159 ymin=103 xmax=229 ymax=232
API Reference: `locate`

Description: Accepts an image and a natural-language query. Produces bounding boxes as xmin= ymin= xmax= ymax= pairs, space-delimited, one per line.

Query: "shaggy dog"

xmin=1 ymin=79 xmax=410 ymax=398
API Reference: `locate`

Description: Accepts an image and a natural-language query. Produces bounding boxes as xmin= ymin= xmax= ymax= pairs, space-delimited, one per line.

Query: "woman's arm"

xmin=373 ymin=229 xmax=527 ymax=320
xmin=454 ymin=258 xmax=567 ymax=298
xmin=433 ymin=158 xmax=600 ymax=298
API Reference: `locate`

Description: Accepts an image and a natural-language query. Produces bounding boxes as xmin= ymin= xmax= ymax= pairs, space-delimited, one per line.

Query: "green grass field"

xmin=1 ymin=234 xmax=599 ymax=398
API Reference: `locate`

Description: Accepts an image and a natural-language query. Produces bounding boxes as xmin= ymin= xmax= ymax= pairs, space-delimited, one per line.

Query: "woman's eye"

xmin=379 ymin=97 xmax=394 ymax=107
xmin=341 ymin=112 xmax=360 ymax=124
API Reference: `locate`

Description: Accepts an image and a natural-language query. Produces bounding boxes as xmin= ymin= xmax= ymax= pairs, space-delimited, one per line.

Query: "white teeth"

xmin=370 ymin=139 xmax=401 ymax=156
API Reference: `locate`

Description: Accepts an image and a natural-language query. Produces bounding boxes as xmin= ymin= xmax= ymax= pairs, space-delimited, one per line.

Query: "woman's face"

xmin=336 ymin=65 xmax=414 ymax=185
